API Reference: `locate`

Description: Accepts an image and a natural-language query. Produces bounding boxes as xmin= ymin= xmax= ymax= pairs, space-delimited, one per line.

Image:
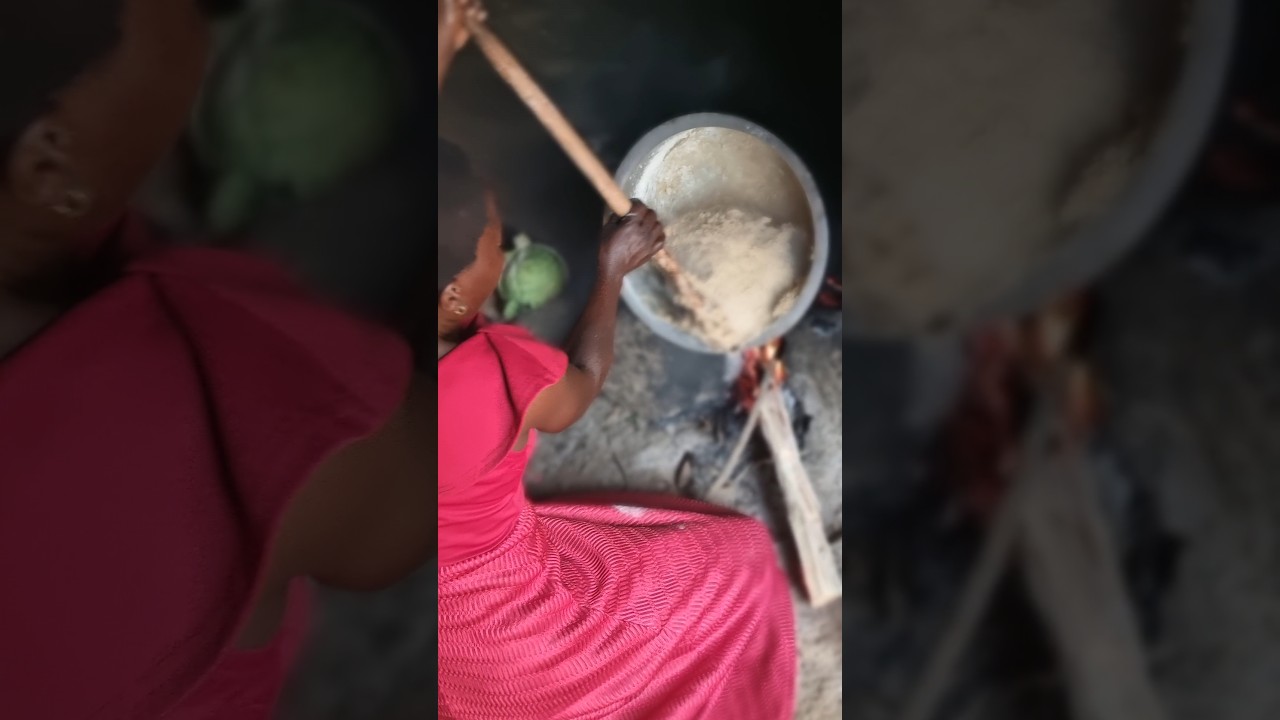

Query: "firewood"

xmin=1018 ymin=438 xmax=1167 ymax=720
xmin=756 ymin=383 xmax=843 ymax=607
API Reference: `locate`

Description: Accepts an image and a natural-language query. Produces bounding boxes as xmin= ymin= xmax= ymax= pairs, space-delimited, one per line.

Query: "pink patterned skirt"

xmin=438 ymin=494 xmax=797 ymax=719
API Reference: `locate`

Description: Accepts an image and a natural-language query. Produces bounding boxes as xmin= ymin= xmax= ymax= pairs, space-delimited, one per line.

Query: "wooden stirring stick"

xmin=463 ymin=16 xmax=704 ymax=311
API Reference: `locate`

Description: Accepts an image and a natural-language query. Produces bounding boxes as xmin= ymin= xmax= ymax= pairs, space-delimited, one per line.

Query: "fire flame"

xmin=734 ymin=338 xmax=787 ymax=412
xmin=817 ymin=276 xmax=842 ymax=310
xmin=942 ymin=293 xmax=1097 ymax=520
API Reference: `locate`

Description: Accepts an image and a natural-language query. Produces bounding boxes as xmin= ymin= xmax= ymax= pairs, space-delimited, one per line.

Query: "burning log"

xmin=710 ymin=339 xmax=842 ymax=607
xmin=902 ymin=296 xmax=1165 ymax=720
xmin=709 ymin=340 xmax=788 ymax=504
xmin=732 ymin=339 xmax=788 ymax=413
xmin=816 ymin=276 xmax=842 ymax=310
xmin=1018 ymin=402 xmax=1167 ymax=720
xmin=756 ymin=380 xmax=844 ymax=607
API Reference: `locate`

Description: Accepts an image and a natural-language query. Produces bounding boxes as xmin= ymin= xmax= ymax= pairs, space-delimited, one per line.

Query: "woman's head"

xmin=438 ymin=138 xmax=502 ymax=337
xmin=0 ymin=0 xmax=212 ymax=252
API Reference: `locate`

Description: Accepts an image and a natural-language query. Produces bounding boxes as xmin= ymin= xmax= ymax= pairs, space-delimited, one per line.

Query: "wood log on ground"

xmin=901 ymin=405 xmax=1166 ymax=720
xmin=900 ymin=411 xmax=1052 ymax=720
xmin=1018 ymin=435 xmax=1168 ymax=720
xmin=756 ymin=383 xmax=843 ymax=607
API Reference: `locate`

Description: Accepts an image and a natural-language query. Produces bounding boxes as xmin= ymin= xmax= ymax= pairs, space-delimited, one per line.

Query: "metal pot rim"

xmin=614 ymin=113 xmax=831 ymax=355
xmin=853 ymin=0 xmax=1238 ymax=339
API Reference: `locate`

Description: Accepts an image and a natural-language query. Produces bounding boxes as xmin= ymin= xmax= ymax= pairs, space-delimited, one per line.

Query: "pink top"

xmin=437 ymin=319 xmax=567 ymax=565
xmin=0 ymin=220 xmax=411 ymax=719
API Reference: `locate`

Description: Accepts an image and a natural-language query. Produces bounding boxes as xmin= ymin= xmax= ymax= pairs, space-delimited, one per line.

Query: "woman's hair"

xmin=0 ymin=2 xmax=125 ymax=161
xmin=438 ymin=138 xmax=488 ymax=293
xmin=1 ymin=1 xmax=233 ymax=164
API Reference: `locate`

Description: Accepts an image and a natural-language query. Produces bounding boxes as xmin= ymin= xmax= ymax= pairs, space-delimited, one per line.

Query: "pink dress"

xmin=0 ymin=216 xmax=411 ymax=718
xmin=438 ymin=321 xmax=797 ymax=719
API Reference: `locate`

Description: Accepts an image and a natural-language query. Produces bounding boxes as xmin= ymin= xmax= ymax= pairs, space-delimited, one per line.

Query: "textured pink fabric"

xmin=438 ymin=323 xmax=797 ymax=719
xmin=438 ymin=321 xmax=567 ymax=564
xmin=161 ymin=579 xmax=314 ymax=720
xmin=0 ymin=242 xmax=411 ymax=719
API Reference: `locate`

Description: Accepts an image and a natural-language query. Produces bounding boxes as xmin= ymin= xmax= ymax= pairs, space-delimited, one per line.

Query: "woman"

xmin=437 ymin=117 xmax=797 ymax=720
xmin=2 ymin=0 xmax=449 ymax=716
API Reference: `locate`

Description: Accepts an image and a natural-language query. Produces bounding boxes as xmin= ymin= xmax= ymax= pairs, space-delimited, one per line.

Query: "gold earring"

xmin=453 ymin=305 xmax=468 ymax=316
xmin=52 ymin=188 xmax=91 ymax=219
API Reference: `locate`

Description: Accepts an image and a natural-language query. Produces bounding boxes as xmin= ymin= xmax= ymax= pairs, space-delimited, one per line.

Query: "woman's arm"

xmin=439 ymin=0 xmax=485 ymax=91
xmin=233 ymin=373 xmax=438 ymax=647
xmin=521 ymin=201 xmax=666 ymax=436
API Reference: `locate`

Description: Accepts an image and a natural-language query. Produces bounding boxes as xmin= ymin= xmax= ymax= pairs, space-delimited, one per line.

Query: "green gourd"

xmin=198 ymin=1 xmax=409 ymax=231
xmin=500 ymin=234 xmax=568 ymax=319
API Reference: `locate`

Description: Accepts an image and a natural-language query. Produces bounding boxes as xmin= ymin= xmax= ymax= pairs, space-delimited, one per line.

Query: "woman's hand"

xmin=439 ymin=0 xmax=486 ymax=53
xmin=599 ymin=201 xmax=666 ymax=279
xmin=439 ymin=0 xmax=486 ymax=90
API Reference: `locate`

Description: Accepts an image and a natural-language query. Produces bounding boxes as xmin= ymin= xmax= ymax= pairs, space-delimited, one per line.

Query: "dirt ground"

xmin=1091 ymin=214 xmax=1280 ymax=720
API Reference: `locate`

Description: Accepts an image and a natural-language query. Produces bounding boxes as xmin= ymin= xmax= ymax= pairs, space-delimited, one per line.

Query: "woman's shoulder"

xmin=445 ymin=319 xmax=567 ymax=389
xmin=438 ymin=320 xmax=567 ymax=479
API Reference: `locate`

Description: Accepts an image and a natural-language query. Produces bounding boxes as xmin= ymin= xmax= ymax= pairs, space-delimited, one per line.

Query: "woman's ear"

xmin=5 ymin=118 xmax=94 ymax=219
xmin=439 ymin=282 xmax=469 ymax=317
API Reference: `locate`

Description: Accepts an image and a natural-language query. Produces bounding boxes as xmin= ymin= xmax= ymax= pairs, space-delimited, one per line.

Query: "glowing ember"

xmin=817 ymin=277 xmax=842 ymax=310
xmin=940 ymin=294 xmax=1097 ymax=521
xmin=941 ymin=324 xmax=1025 ymax=520
xmin=733 ymin=338 xmax=787 ymax=412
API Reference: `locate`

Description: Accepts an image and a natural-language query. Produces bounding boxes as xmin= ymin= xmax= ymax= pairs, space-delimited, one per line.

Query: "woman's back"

xmin=438 ymin=319 xmax=566 ymax=564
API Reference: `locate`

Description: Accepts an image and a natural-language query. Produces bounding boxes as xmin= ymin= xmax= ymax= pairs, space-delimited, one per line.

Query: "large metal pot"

xmin=849 ymin=0 xmax=1238 ymax=338
xmin=615 ymin=113 xmax=831 ymax=355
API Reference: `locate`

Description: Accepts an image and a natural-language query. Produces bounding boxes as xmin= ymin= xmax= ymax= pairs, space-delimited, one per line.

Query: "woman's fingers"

xmin=613 ymin=200 xmax=664 ymax=258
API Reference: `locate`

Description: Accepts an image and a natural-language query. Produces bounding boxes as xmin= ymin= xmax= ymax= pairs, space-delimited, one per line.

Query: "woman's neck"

xmin=0 ymin=229 xmax=58 ymax=356
xmin=437 ymin=336 xmax=459 ymax=360
xmin=0 ymin=291 xmax=60 ymax=360
xmin=0 ymin=223 xmax=85 ymax=295
xmin=436 ymin=322 xmax=474 ymax=360
xmin=0 ymin=222 xmax=122 ymax=359
xmin=436 ymin=308 xmax=483 ymax=359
